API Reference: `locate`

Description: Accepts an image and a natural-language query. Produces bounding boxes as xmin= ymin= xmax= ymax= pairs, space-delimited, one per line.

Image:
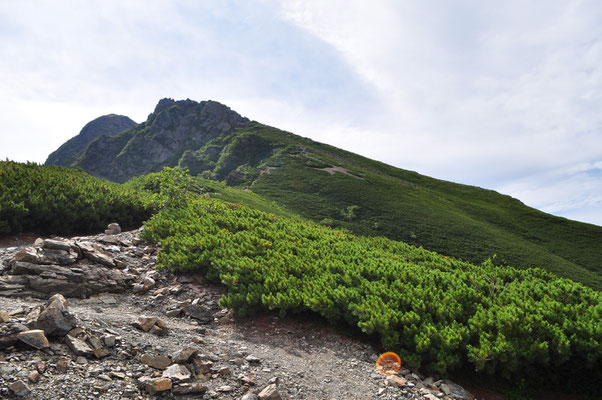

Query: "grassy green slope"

xmin=192 ymin=122 xmax=602 ymax=289
xmin=142 ymin=195 xmax=601 ymax=389
xmin=0 ymin=161 xmax=154 ymax=235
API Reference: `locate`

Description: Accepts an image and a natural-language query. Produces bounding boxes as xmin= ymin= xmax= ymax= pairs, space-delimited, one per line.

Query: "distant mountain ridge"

xmin=55 ymin=99 xmax=249 ymax=183
xmin=45 ymin=98 xmax=602 ymax=289
xmin=45 ymin=114 xmax=136 ymax=166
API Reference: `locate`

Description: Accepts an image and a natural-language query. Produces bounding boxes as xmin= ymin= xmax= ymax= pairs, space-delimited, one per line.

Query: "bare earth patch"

xmin=315 ymin=166 xmax=363 ymax=180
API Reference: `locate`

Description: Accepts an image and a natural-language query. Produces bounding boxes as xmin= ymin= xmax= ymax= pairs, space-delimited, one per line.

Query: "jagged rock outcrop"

xmin=0 ymin=228 xmax=152 ymax=299
xmin=73 ymin=98 xmax=249 ymax=182
xmin=45 ymin=114 xmax=136 ymax=167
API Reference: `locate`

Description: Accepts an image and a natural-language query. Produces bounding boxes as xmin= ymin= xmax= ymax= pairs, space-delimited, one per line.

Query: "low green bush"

xmin=141 ymin=196 xmax=601 ymax=384
xmin=0 ymin=161 xmax=155 ymax=235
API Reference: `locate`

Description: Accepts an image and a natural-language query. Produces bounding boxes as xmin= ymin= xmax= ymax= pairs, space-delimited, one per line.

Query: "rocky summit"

xmin=0 ymin=225 xmax=475 ymax=399
xmin=45 ymin=114 xmax=137 ymax=167
xmin=55 ymin=99 xmax=250 ymax=183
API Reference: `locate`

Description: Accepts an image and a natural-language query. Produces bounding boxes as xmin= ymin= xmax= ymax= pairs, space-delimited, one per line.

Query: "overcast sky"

xmin=1 ymin=1 xmax=601 ymax=226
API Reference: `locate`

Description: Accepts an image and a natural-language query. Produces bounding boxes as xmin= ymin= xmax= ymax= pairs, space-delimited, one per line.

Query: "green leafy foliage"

xmin=340 ymin=205 xmax=360 ymax=221
xmin=128 ymin=172 xmax=297 ymax=218
xmin=142 ymin=196 xmax=601 ymax=384
xmin=0 ymin=161 xmax=155 ymax=235
xmin=149 ymin=167 xmax=191 ymax=209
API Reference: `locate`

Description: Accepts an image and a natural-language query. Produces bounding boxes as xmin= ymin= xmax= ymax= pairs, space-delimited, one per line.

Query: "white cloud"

xmin=279 ymin=0 xmax=602 ymax=224
xmin=496 ymin=162 xmax=602 ymax=226
xmin=0 ymin=1 xmax=601 ymax=225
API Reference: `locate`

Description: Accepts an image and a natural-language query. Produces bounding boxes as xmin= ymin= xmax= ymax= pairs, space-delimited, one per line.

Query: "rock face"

xmin=0 ymin=229 xmax=146 ymax=299
xmin=72 ymin=98 xmax=249 ymax=183
xmin=45 ymin=114 xmax=137 ymax=167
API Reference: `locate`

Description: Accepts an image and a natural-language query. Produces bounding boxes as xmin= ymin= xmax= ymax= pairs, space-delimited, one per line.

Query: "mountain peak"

xmin=71 ymin=98 xmax=249 ymax=183
xmin=45 ymin=114 xmax=136 ymax=166
xmin=153 ymin=98 xmax=177 ymax=114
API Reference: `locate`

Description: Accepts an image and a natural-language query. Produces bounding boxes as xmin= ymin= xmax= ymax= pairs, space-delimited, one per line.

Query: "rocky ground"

xmin=0 ymin=226 xmax=475 ymax=400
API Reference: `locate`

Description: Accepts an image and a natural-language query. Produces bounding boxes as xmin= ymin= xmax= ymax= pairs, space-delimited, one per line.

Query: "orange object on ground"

xmin=375 ymin=352 xmax=402 ymax=376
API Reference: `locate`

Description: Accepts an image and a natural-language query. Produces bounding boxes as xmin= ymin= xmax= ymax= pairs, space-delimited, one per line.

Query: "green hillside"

xmin=0 ymin=161 xmax=154 ymax=235
xmin=179 ymin=122 xmax=602 ymax=290
xmin=49 ymin=98 xmax=602 ymax=289
xmin=141 ymin=190 xmax=601 ymax=390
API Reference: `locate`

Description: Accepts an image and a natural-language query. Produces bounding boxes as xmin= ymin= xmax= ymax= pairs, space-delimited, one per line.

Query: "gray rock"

xmin=103 ymin=334 xmax=117 ymax=348
xmin=8 ymin=380 xmax=30 ymax=396
xmin=17 ymin=329 xmax=50 ymax=349
xmin=258 ymin=383 xmax=282 ymax=400
xmin=182 ymin=304 xmax=213 ymax=323
xmin=110 ymin=371 xmax=126 ymax=379
xmin=141 ymin=353 xmax=172 ymax=370
xmin=6 ymin=249 xmax=133 ymax=298
xmin=442 ymin=380 xmax=474 ymax=399
xmin=440 ymin=383 xmax=451 ymax=395
xmin=14 ymin=247 xmax=40 ymax=264
xmin=246 ymin=354 xmax=261 ymax=363
xmin=11 ymin=261 xmax=44 ymax=275
xmin=37 ymin=248 xmax=78 ymax=265
xmin=0 ymin=322 xmax=28 ymax=349
xmin=43 ymin=239 xmax=75 ymax=252
xmin=65 ymin=334 xmax=94 ymax=357
xmin=105 ymin=223 xmax=122 ymax=235
xmin=172 ymin=347 xmax=198 ymax=364
xmin=132 ymin=283 xmax=146 ymax=294
xmin=165 ymin=308 xmax=182 ymax=318
xmin=142 ymin=276 xmax=155 ymax=290
xmin=172 ymin=382 xmax=208 ymax=395
xmin=30 ymin=293 xmax=78 ymax=336
xmin=162 ymin=364 xmax=191 ymax=381
xmin=83 ymin=249 xmax=115 ymax=268
xmin=137 ymin=376 xmax=172 ymax=394
xmin=0 ymin=275 xmax=29 ymax=297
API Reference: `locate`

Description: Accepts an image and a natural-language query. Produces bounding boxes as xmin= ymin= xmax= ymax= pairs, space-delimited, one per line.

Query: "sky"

xmin=1 ymin=0 xmax=601 ymax=226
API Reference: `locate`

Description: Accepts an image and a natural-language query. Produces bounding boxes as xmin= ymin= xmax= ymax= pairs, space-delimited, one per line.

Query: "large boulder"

xmin=28 ymin=294 xmax=77 ymax=336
